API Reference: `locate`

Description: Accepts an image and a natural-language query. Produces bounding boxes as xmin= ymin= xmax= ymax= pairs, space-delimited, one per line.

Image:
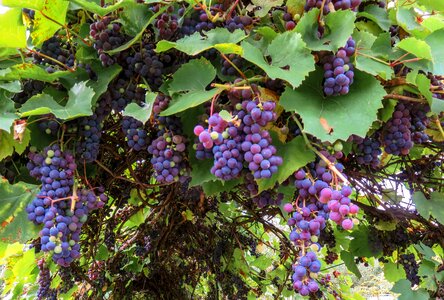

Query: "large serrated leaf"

xmin=156 ymin=28 xmax=247 ymax=56
xmin=340 ymin=251 xmax=361 ymax=278
xmin=240 ymin=31 xmax=315 ymax=88
xmin=425 ymin=29 xmax=444 ymax=75
xmin=353 ymin=30 xmax=393 ymax=80
xmin=0 ymin=180 xmax=40 ymax=243
xmin=391 ymin=279 xmax=429 ymax=300
xmin=0 ymin=63 xmax=71 ymax=82
xmin=296 ymin=9 xmax=356 ymax=51
xmin=280 ymin=69 xmax=386 ymax=142
xmin=357 ymin=5 xmax=391 ymax=31
xmin=0 ymin=91 xmax=18 ymax=133
xmin=70 ymin=0 xmax=133 ymax=16
xmin=0 ymin=8 xmax=27 ymax=48
xmin=396 ymin=37 xmax=432 ymax=60
xmin=20 ymin=81 xmax=95 ymax=120
xmin=31 ymin=0 xmax=69 ymax=47
xmin=412 ymin=191 xmax=444 ymax=225
xmin=256 ymin=136 xmax=315 ymax=193
xmin=2 ymin=0 xmax=44 ymax=10
xmin=383 ymin=262 xmax=406 ymax=283
xmin=159 ymin=58 xmax=218 ymax=116
xmin=122 ymin=92 xmax=156 ymax=124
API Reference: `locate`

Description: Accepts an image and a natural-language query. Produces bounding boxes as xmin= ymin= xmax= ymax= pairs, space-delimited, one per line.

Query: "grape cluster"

xmin=305 ymin=0 xmax=362 ymax=14
xmin=26 ymin=145 xmax=76 ymax=225
xmin=152 ymin=5 xmax=179 ymax=40
xmin=225 ymin=15 xmax=253 ymax=32
xmin=38 ymin=117 xmax=60 ymax=136
xmin=241 ymin=100 xmax=282 ymax=178
xmin=90 ymin=17 xmax=126 ymax=66
xmin=291 ymin=251 xmax=321 ymax=295
xmin=283 ymin=11 xmax=296 ymax=31
xmin=125 ymin=41 xmax=170 ymax=90
xmin=287 ymin=204 xmax=327 ymax=247
xmin=382 ymin=103 xmax=413 ymax=156
xmin=245 ymin=175 xmax=284 ymax=207
xmin=153 ymin=94 xmax=171 ymax=115
xmin=322 ymin=37 xmax=355 ymax=96
xmin=148 ymin=116 xmax=188 ymax=183
xmin=194 ymin=96 xmax=282 ymax=180
xmin=76 ymin=95 xmax=112 ymax=162
xmin=32 ymin=36 xmax=75 ymax=72
xmin=351 ymin=135 xmax=382 ymax=168
xmin=399 ymin=254 xmax=420 ymax=286
xmin=37 ymin=259 xmax=53 ymax=300
xmin=409 ymin=103 xmax=430 ymax=144
xmin=430 ymin=74 xmax=444 ymax=100
xmin=13 ymin=80 xmax=45 ymax=106
xmin=221 ymin=54 xmax=244 ymax=76
xmin=121 ymin=117 xmax=150 ymax=151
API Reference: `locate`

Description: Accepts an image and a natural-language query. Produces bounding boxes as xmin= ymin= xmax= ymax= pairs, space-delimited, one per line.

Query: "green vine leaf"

xmin=241 ymin=31 xmax=315 ymax=88
xmin=160 ymin=58 xmax=218 ymax=116
xmin=280 ymin=68 xmax=386 ymax=142
xmin=20 ymin=81 xmax=95 ymax=120
xmin=392 ymin=279 xmax=429 ymax=300
xmin=413 ymin=191 xmax=444 ymax=225
xmin=156 ymin=28 xmax=247 ymax=56
xmin=0 ymin=63 xmax=71 ymax=82
xmin=296 ymin=9 xmax=356 ymax=51
xmin=122 ymin=92 xmax=157 ymax=124
xmin=0 ymin=8 xmax=27 ymax=49
xmin=0 ymin=180 xmax=40 ymax=243
xmin=31 ymin=0 xmax=69 ymax=47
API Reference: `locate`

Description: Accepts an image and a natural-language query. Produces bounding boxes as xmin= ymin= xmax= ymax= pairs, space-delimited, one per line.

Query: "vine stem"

xmin=291 ymin=115 xmax=350 ymax=185
xmin=220 ymin=52 xmax=248 ymax=81
xmin=27 ymin=48 xmax=75 ymax=72
xmin=210 ymin=75 xmax=265 ymax=90
xmin=39 ymin=10 xmax=92 ymax=46
xmin=434 ymin=118 xmax=444 ymax=139
xmin=383 ymin=93 xmax=426 ymax=103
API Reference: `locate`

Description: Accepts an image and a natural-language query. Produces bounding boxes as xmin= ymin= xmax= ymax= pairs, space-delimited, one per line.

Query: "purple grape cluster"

xmin=148 ymin=115 xmax=188 ymax=184
xmin=288 ymin=205 xmax=327 ymax=247
xmin=305 ymin=0 xmax=362 ymax=14
xmin=399 ymin=254 xmax=420 ymax=286
xmin=125 ymin=42 xmax=170 ymax=90
xmin=77 ymin=93 xmax=112 ymax=162
xmin=430 ymin=74 xmax=444 ymax=100
xmin=382 ymin=103 xmax=413 ymax=156
xmin=221 ymin=54 xmax=244 ymax=76
xmin=37 ymin=259 xmax=53 ymax=300
xmin=109 ymin=78 xmax=145 ymax=112
xmin=291 ymin=251 xmax=322 ymax=295
xmin=26 ymin=146 xmax=107 ymax=266
xmin=152 ymin=5 xmax=179 ymax=40
xmin=89 ymin=17 xmax=126 ymax=66
xmin=26 ymin=145 xmax=76 ymax=225
xmin=225 ymin=15 xmax=253 ymax=32
xmin=241 ymin=100 xmax=282 ymax=178
xmin=409 ymin=103 xmax=430 ymax=144
xmin=322 ymin=37 xmax=355 ymax=96
xmin=245 ymin=176 xmax=284 ymax=207
xmin=121 ymin=117 xmax=150 ymax=151
xmin=283 ymin=12 xmax=296 ymax=31
xmin=32 ymin=36 xmax=75 ymax=72
xmin=153 ymin=94 xmax=171 ymax=115
xmin=351 ymin=135 xmax=382 ymax=168
xmin=193 ymin=98 xmax=282 ymax=180
xmin=13 ymin=80 xmax=45 ymax=107
xmin=38 ymin=117 xmax=60 ymax=136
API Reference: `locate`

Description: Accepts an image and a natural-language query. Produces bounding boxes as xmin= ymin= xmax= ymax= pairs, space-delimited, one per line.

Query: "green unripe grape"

xmin=293 ymin=14 xmax=301 ymax=22
xmin=311 ymin=235 xmax=319 ymax=243
xmin=54 ymin=245 xmax=62 ymax=254
xmin=222 ymin=131 xmax=229 ymax=139
xmin=80 ymin=215 xmax=88 ymax=223
xmin=235 ymin=103 xmax=242 ymax=110
xmin=165 ymin=136 xmax=172 ymax=143
xmin=343 ymin=64 xmax=350 ymax=72
xmin=47 ymin=150 xmax=55 ymax=158
xmin=193 ymin=144 xmax=198 ymax=150
xmin=66 ymin=210 xmax=73 ymax=217
xmin=49 ymin=236 xmax=57 ymax=242
xmin=45 ymin=157 xmax=52 ymax=165
xmin=170 ymin=161 xmax=175 ymax=167
xmin=334 ymin=142 xmax=343 ymax=152
xmin=69 ymin=240 xmax=75 ymax=246
xmin=210 ymin=131 xmax=219 ymax=140
xmin=29 ymin=146 xmax=37 ymax=153
xmin=310 ymin=243 xmax=320 ymax=252
xmin=84 ymin=125 xmax=91 ymax=130
xmin=119 ymin=88 xmax=125 ymax=93
xmin=45 ymin=128 xmax=52 ymax=135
